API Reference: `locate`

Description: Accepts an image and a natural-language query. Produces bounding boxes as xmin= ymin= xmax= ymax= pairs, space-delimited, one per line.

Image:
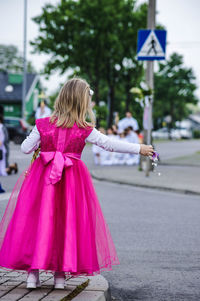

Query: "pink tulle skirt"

xmin=0 ymin=157 xmax=119 ymax=276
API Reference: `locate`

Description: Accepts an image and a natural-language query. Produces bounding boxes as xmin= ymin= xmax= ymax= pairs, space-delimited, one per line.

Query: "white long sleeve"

xmin=86 ymin=128 xmax=140 ymax=154
xmin=21 ymin=126 xmax=41 ymax=154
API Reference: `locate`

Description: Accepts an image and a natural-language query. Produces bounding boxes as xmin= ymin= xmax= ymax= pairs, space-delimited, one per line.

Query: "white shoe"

xmin=54 ymin=271 xmax=65 ymax=289
xmin=26 ymin=269 xmax=41 ymax=289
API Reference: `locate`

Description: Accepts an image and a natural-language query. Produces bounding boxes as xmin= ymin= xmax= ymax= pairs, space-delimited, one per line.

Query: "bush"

xmin=27 ymin=115 xmax=35 ymax=126
xmin=193 ymin=129 xmax=200 ymax=138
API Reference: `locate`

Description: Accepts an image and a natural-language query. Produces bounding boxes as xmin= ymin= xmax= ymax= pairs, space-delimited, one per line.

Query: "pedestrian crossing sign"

xmin=137 ymin=30 xmax=167 ymax=60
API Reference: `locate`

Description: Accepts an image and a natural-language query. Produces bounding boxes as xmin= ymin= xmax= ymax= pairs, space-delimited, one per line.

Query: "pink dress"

xmin=0 ymin=118 xmax=119 ymax=276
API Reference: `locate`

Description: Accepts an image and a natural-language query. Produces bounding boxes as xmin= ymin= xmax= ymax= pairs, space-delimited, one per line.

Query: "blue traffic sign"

xmin=137 ymin=30 xmax=167 ymax=60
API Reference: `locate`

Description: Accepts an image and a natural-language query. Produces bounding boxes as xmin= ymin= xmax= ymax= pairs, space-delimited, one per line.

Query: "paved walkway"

xmin=0 ymin=270 xmax=110 ymax=301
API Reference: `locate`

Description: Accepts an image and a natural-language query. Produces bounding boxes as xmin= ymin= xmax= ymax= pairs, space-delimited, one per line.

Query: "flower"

xmin=152 ymin=151 xmax=159 ymax=161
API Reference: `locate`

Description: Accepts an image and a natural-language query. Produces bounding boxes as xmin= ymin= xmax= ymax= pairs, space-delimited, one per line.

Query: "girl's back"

xmin=36 ymin=117 xmax=92 ymax=155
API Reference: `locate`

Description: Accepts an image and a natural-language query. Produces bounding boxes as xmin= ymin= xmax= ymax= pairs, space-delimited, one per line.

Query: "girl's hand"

xmin=139 ymin=144 xmax=154 ymax=156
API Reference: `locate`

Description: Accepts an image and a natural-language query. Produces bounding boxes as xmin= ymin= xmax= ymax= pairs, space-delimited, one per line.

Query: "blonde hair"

xmin=50 ymin=78 xmax=95 ymax=128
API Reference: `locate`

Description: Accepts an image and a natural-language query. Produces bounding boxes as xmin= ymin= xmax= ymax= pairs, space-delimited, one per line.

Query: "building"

xmin=188 ymin=113 xmax=200 ymax=130
xmin=0 ymin=71 xmax=41 ymax=120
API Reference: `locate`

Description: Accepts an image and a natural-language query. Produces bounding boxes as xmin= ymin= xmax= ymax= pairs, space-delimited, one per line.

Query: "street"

xmin=0 ymin=141 xmax=200 ymax=300
xmin=99 ymin=182 xmax=200 ymax=301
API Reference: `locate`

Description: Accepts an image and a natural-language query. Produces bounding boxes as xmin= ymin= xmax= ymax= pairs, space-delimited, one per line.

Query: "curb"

xmin=91 ymin=172 xmax=200 ymax=196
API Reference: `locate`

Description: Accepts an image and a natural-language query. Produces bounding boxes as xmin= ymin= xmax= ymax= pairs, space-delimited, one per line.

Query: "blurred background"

xmin=0 ymin=1 xmax=200 ymax=300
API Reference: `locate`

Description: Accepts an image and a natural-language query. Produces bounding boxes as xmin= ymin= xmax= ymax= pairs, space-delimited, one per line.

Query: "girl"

xmin=0 ymin=78 xmax=154 ymax=289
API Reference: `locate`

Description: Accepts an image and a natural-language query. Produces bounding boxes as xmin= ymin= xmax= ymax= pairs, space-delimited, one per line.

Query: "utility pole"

xmin=22 ymin=0 xmax=27 ymax=120
xmin=145 ymin=0 xmax=156 ymax=177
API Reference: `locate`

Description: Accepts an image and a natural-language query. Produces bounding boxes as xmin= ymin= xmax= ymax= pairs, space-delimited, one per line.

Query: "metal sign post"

xmin=145 ymin=61 xmax=154 ymax=177
xmin=144 ymin=0 xmax=155 ymax=177
xmin=136 ymin=0 xmax=166 ymax=177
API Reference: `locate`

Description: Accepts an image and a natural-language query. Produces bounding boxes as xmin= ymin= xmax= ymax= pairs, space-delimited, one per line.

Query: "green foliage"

xmin=31 ymin=0 xmax=147 ymax=127
xmin=94 ymin=104 xmax=108 ymax=128
xmin=27 ymin=114 xmax=36 ymax=126
xmin=193 ymin=129 xmax=200 ymax=138
xmin=0 ymin=44 xmax=35 ymax=73
xmin=154 ymin=53 xmax=198 ymax=129
xmin=49 ymin=90 xmax=59 ymax=110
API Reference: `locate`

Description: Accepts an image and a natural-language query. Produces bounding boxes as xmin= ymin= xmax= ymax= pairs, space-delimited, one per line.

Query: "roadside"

xmin=82 ymin=139 xmax=200 ymax=196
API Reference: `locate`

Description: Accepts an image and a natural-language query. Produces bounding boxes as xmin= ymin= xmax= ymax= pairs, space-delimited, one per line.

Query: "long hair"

xmin=50 ymin=78 xmax=95 ymax=128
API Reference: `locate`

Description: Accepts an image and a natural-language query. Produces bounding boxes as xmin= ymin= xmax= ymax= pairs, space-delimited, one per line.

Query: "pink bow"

xmin=40 ymin=151 xmax=80 ymax=184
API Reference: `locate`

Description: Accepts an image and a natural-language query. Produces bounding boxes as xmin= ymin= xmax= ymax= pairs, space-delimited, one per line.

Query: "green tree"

xmin=0 ymin=44 xmax=35 ymax=73
xmin=154 ymin=53 xmax=198 ymax=130
xmin=31 ymin=0 xmax=147 ymax=126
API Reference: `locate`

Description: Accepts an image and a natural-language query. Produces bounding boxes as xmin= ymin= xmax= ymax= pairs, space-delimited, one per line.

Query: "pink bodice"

xmin=36 ymin=117 xmax=93 ymax=155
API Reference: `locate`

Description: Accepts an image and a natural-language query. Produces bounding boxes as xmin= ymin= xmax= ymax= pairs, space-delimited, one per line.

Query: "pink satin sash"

xmin=40 ymin=151 xmax=81 ymax=184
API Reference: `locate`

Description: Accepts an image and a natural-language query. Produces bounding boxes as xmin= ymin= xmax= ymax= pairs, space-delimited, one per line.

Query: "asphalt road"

xmin=99 ymin=182 xmax=200 ymax=301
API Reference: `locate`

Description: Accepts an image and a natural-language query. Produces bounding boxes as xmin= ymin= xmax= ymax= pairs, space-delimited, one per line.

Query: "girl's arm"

xmin=86 ymin=128 xmax=153 ymax=156
xmin=21 ymin=126 xmax=41 ymax=154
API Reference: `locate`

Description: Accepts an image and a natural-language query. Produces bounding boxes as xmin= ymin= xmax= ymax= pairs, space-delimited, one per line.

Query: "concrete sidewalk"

xmin=90 ymin=164 xmax=200 ymax=195
xmin=0 ymin=269 xmax=110 ymax=301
